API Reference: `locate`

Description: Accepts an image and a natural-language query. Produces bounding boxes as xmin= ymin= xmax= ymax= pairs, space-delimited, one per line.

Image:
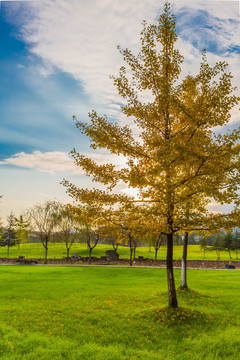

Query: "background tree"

xmin=81 ymin=224 xmax=99 ymax=264
xmin=14 ymin=214 xmax=30 ymax=250
xmin=224 ymin=231 xmax=234 ymax=259
xmin=141 ymin=217 xmax=166 ymax=260
xmin=114 ymin=206 xmax=147 ymax=265
xmin=102 ymin=234 xmax=120 ymax=253
xmin=152 ymin=233 xmax=165 ymax=260
xmin=69 ymin=205 xmax=103 ymax=264
xmin=232 ymin=230 xmax=240 ymax=259
xmin=100 ymin=222 xmax=123 ymax=253
xmin=103 ymin=205 xmax=145 ymax=266
xmin=2 ymin=212 xmax=18 ymax=257
xmin=56 ymin=204 xmax=80 ymax=260
xmin=178 ymin=201 xmax=213 ymax=289
xmin=212 ymin=232 xmax=225 ymax=260
xmin=63 ymin=3 xmax=240 ymax=308
xmin=199 ymin=234 xmax=209 ymax=259
xmin=29 ymin=201 xmax=60 ymax=263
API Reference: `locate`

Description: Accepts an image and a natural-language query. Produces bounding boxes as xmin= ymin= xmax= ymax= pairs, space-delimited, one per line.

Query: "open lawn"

xmin=0 ymin=242 xmax=238 ymax=261
xmin=0 ymin=265 xmax=239 ymax=359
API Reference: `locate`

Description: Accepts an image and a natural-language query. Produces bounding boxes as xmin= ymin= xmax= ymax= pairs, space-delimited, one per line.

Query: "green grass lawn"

xmin=0 ymin=266 xmax=239 ymax=359
xmin=0 ymin=242 xmax=238 ymax=261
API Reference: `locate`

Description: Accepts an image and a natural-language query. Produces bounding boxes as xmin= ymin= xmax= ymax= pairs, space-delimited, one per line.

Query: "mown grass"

xmin=0 ymin=242 xmax=238 ymax=261
xmin=0 ymin=266 xmax=239 ymax=359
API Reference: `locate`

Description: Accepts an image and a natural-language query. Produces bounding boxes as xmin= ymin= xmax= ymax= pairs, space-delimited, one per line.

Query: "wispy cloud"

xmin=0 ymin=151 xmax=81 ymax=174
xmin=0 ymin=150 xmax=127 ymax=174
xmin=9 ymin=0 xmax=238 ymax=120
xmin=18 ymin=0 xmax=161 ymax=110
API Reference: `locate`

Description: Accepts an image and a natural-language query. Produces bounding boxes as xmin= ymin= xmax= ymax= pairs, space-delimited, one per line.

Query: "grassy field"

xmin=0 ymin=242 xmax=238 ymax=261
xmin=0 ymin=265 xmax=239 ymax=359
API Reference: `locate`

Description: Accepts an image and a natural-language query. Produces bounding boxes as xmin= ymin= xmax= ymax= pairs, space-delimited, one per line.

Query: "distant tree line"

xmin=0 ymin=199 xmax=240 ymax=263
xmin=198 ymin=231 xmax=240 ymax=260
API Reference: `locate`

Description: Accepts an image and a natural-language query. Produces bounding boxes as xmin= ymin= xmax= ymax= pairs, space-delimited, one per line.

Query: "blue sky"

xmin=0 ymin=0 xmax=240 ymax=223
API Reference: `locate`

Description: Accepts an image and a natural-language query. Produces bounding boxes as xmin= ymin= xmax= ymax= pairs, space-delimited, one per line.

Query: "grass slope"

xmin=0 ymin=266 xmax=239 ymax=359
xmin=0 ymin=243 xmax=238 ymax=261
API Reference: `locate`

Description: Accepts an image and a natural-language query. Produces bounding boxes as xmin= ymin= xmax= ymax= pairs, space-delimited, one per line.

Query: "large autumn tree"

xmin=64 ymin=3 xmax=240 ymax=308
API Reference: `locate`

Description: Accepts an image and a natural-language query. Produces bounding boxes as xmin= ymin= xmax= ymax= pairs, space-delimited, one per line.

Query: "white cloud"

xmin=0 ymin=150 xmax=127 ymax=174
xmin=0 ymin=151 xmax=81 ymax=174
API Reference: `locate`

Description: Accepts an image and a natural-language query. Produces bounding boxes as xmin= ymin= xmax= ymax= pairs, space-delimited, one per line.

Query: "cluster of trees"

xmin=0 ymin=200 xmax=130 ymax=264
xmin=0 ymin=212 xmax=30 ymax=257
xmin=2 ymin=199 xmax=239 ymax=263
xmin=62 ymin=3 xmax=240 ymax=308
xmin=0 ymin=201 xmax=84 ymax=263
xmin=199 ymin=231 xmax=240 ymax=260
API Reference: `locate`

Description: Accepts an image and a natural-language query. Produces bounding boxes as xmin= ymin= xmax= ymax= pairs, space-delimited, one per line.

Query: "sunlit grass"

xmin=0 ymin=242 xmax=238 ymax=261
xmin=0 ymin=266 xmax=239 ymax=359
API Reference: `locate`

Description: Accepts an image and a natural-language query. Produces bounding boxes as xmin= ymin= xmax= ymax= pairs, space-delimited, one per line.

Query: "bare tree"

xmin=56 ymin=204 xmax=80 ymax=260
xmin=29 ymin=201 xmax=60 ymax=263
xmin=80 ymin=224 xmax=99 ymax=264
xmin=152 ymin=233 xmax=165 ymax=260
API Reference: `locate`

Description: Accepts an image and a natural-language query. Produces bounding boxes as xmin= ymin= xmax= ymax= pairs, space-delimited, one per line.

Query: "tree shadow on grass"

xmin=140 ymin=306 xmax=212 ymax=327
xmin=137 ymin=289 xmax=216 ymax=331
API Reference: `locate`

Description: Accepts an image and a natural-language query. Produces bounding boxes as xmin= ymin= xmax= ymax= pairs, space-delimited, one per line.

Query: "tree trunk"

xmin=155 ymin=248 xmax=158 ymax=260
xmin=44 ymin=245 xmax=48 ymax=264
xmin=228 ymin=249 xmax=232 ymax=259
xmin=7 ymin=244 xmax=9 ymax=258
xmin=166 ymin=232 xmax=178 ymax=308
xmin=149 ymin=241 xmax=152 ymax=252
xmin=113 ymin=244 xmax=118 ymax=252
xmin=129 ymin=248 xmax=133 ymax=266
xmin=128 ymin=234 xmax=133 ymax=266
xmin=67 ymin=247 xmax=70 ymax=260
xmin=88 ymin=247 xmax=92 ymax=264
xmin=133 ymin=247 xmax=136 ymax=260
xmin=180 ymin=232 xmax=188 ymax=289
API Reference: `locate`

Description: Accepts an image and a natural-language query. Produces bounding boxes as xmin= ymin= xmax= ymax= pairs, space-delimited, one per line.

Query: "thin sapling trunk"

xmin=180 ymin=232 xmax=188 ymax=289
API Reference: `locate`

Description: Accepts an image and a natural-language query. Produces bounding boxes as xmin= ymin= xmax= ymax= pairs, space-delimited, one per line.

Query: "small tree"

xmin=152 ymin=233 xmax=165 ymax=260
xmin=29 ymin=201 xmax=60 ymax=263
xmin=199 ymin=234 xmax=209 ymax=259
xmin=100 ymin=224 xmax=121 ymax=253
xmin=142 ymin=217 xmax=166 ymax=260
xmin=114 ymin=208 xmax=145 ymax=266
xmin=81 ymin=225 xmax=99 ymax=263
xmin=56 ymin=204 xmax=80 ymax=260
xmin=224 ymin=231 xmax=234 ymax=259
xmin=232 ymin=231 xmax=240 ymax=259
xmin=212 ymin=233 xmax=225 ymax=260
xmin=69 ymin=205 xmax=102 ymax=264
xmin=2 ymin=212 xmax=18 ymax=257
xmin=14 ymin=214 xmax=30 ymax=250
